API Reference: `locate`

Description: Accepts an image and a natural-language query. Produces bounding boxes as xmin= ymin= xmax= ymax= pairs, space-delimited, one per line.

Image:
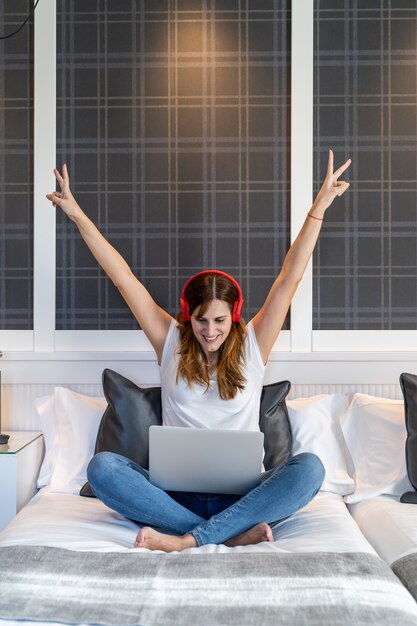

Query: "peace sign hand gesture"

xmin=313 ymin=149 xmax=351 ymax=214
xmin=46 ymin=164 xmax=82 ymax=221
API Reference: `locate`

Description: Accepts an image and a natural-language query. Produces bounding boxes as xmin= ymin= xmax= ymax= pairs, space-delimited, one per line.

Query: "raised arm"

xmin=46 ymin=165 xmax=172 ymax=361
xmin=251 ymin=150 xmax=351 ymax=363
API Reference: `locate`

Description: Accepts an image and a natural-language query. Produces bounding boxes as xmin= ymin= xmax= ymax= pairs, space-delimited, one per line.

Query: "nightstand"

xmin=0 ymin=431 xmax=44 ymax=532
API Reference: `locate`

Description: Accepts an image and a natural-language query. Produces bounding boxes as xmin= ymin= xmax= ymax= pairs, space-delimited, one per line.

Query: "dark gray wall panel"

xmin=0 ymin=1 xmax=33 ymax=330
xmin=314 ymin=0 xmax=417 ymax=329
xmin=56 ymin=0 xmax=290 ymax=330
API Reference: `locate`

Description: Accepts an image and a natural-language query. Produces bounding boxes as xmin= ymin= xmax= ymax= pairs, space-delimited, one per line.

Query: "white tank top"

xmin=160 ymin=320 xmax=265 ymax=431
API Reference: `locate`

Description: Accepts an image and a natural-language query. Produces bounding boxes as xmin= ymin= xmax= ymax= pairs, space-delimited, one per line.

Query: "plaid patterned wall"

xmin=56 ymin=0 xmax=291 ymax=330
xmin=0 ymin=1 xmax=34 ymax=330
xmin=314 ymin=0 xmax=417 ymax=330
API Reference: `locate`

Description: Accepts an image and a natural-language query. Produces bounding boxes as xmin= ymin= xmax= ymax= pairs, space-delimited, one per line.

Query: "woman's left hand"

xmin=312 ymin=149 xmax=351 ymax=214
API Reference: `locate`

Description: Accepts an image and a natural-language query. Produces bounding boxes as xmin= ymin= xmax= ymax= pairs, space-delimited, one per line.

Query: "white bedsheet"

xmin=349 ymin=495 xmax=417 ymax=564
xmin=0 ymin=489 xmax=379 ymax=626
xmin=0 ymin=487 xmax=376 ymax=556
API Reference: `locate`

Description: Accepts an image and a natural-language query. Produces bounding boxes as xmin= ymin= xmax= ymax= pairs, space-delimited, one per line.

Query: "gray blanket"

xmin=392 ymin=553 xmax=417 ymax=601
xmin=0 ymin=547 xmax=416 ymax=626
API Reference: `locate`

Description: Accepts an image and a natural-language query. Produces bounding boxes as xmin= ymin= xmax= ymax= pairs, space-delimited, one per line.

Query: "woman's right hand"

xmin=46 ymin=164 xmax=83 ymax=221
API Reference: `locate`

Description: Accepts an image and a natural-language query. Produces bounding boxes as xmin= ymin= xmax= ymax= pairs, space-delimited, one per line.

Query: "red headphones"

xmin=180 ymin=270 xmax=244 ymax=323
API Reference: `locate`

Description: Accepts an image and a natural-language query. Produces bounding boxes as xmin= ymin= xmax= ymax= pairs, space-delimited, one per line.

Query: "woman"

xmin=46 ymin=150 xmax=351 ymax=552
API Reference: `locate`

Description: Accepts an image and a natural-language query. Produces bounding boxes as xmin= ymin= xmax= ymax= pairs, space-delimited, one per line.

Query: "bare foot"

xmin=134 ymin=527 xmax=197 ymax=552
xmin=224 ymin=522 xmax=273 ymax=547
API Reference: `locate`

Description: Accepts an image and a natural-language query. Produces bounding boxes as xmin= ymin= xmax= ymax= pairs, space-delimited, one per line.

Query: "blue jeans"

xmin=87 ymin=451 xmax=324 ymax=547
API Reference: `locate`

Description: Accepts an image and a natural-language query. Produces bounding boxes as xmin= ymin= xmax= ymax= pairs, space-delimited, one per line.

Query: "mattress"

xmin=0 ymin=487 xmax=377 ymax=555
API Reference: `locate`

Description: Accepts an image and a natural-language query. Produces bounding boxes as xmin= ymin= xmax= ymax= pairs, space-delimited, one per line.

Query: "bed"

xmin=1 ymin=488 xmax=417 ymax=626
xmin=1 ymin=383 xmax=417 ymax=625
xmin=349 ymin=495 xmax=417 ymax=602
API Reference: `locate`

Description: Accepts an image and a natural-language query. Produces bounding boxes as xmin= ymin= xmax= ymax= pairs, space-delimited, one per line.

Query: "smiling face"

xmin=190 ymin=299 xmax=233 ymax=361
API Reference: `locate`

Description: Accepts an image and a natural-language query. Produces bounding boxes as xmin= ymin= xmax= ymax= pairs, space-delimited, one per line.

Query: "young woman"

xmin=46 ymin=150 xmax=351 ymax=552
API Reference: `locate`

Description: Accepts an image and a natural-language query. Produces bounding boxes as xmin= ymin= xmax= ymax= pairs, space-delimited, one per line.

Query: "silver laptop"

xmin=149 ymin=426 xmax=264 ymax=495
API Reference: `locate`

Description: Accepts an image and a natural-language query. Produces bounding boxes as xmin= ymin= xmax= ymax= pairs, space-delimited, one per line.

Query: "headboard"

xmin=2 ymin=350 xmax=414 ymax=430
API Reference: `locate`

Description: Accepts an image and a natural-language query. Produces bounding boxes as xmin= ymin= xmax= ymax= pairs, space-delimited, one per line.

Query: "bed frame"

xmin=2 ymin=351 xmax=417 ymax=625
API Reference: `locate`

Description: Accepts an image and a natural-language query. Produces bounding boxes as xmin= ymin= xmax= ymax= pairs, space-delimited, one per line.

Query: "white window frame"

xmin=2 ymin=0 xmax=416 ymax=355
xmin=0 ymin=0 xmax=55 ymax=353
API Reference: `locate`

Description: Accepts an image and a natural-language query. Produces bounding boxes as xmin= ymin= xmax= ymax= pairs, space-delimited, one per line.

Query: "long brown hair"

xmin=176 ymin=273 xmax=246 ymax=400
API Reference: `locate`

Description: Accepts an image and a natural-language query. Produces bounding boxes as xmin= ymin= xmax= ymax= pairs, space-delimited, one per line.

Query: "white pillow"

xmin=34 ymin=394 xmax=59 ymax=488
xmin=342 ymin=393 xmax=413 ymax=503
xmin=49 ymin=387 xmax=107 ymax=494
xmin=286 ymin=394 xmax=355 ymax=496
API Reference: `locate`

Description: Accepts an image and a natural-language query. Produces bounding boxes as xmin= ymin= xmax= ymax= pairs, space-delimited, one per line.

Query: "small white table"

xmin=0 ymin=431 xmax=44 ymax=532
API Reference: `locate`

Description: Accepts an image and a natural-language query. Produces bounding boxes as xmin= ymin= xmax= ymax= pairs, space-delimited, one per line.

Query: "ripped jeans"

xmin=87 ymin=451 xmax=325 ymax=547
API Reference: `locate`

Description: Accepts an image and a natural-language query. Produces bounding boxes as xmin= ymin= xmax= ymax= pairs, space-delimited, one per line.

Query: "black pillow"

xmin=80 ymin=370 xmax=292 ymax=497
xmin=399 ymin=373 xmax=417 ymax=501
xmin=80 ymin=369 xmax=162 ymax=497
xmin=260 ymin=380 xmax=292 ymax=471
